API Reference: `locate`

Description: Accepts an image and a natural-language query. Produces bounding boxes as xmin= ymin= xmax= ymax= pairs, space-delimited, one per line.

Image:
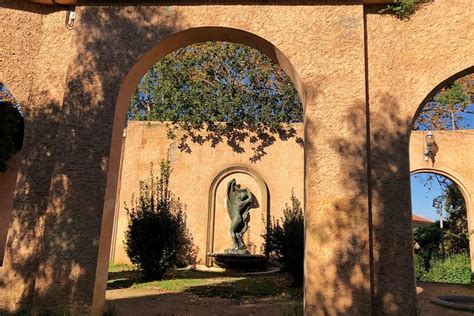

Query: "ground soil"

xmin=105 ymin=281 xmax=474 ymax=315
xmin=105 ymin=288 xmax=301 ymax=315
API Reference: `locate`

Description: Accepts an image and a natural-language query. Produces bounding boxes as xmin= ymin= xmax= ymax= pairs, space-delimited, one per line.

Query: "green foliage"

xmin=415 ymin=74 xmax=473 ymax=130
xmin=442 ymin=183 xmax=469 ymax=254
xmin=0 ymin=100 xmax=24 ymax=172
xmin=125 ymin=159 xmax=196 ymax=280
xmin=413 ymin=223 xmax=443 ymax=270
xmin=414 ymin=253 xmax=427 ymax=280
xmin=264 ymin=191 xmax=304 ymax=286
xmin=420 ymin=253 xmax=471 ymax=284
xmin=129 ymin=42 xmax=303 ymax=161
xmin=381 ymin=0 xmax=429 ymax=19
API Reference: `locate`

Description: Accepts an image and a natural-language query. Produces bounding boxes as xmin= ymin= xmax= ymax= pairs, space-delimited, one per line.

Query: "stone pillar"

xmin=303 ymin=5 xmax=372 ymax=315
xmin=0 ymin=6 xmax=73 ymax=312
xmin=365 ymin=8 xmax=418 ymax=315
xmin=0 ymin=155 xmax=20 ymax=264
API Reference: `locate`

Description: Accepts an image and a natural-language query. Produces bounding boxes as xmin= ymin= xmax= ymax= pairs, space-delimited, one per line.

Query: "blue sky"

xmin=411 ymin=173 xmax=445 ymax=221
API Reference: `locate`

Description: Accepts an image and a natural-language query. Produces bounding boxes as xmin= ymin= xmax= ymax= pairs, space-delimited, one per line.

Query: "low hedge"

xmin=416 ymin=253 xmax=471 ymax=284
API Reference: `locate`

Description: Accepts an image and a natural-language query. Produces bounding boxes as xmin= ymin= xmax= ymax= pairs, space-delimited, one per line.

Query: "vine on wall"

xmin=381 ymin=0 xmax=430 ymax=19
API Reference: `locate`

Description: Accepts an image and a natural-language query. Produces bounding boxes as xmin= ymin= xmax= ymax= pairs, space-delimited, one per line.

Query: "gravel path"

xmin=105 ymin=282 xmax=474 ymax=315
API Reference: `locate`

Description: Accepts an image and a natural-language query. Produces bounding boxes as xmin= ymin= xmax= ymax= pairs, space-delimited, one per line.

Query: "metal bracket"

xmin=66 ymin=6 xmax=76 ymax=29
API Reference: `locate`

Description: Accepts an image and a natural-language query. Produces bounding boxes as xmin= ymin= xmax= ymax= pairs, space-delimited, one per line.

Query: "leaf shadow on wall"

xmin=0 ymin=4 xmax=181 ymax=314
xmin=305 ymin=94 xmax=416 ymax=314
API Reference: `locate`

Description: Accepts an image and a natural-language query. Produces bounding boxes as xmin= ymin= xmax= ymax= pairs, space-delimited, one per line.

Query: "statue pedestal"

xmin=208 ymin=252 xmax=267 ymax=271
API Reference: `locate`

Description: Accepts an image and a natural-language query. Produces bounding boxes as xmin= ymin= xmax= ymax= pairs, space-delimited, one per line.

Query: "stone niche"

xmin=206 ymin=167 xmax=269 ymax=266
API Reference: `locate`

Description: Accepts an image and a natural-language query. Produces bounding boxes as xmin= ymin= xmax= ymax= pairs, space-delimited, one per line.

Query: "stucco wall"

xmin=0 ymin=0 xmax=472 ymax=314
xmin=111 ymin=122 xmax=304 ymax=265
xmin=0 ymin=1 xmax=74 ymax=312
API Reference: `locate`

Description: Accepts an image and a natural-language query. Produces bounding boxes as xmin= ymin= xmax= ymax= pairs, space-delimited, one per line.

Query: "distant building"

xmin=412 ymin=214 xmax=435 ymax=227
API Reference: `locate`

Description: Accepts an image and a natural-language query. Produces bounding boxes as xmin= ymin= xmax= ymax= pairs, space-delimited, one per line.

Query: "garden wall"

xmin=111 ymin=121 xmax=304 ymax=265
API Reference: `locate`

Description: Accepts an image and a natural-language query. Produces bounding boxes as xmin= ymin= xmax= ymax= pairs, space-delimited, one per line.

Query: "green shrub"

xmin=414 ymin=253 xmax=427 ymax=280
xmin=420 ymin=253 xmax=471 ymax=284
xmin=125 ymin=159 xmax=195 ymax=280
xmin=380 ymin=0 xmax=429 ymax=19
xmin=264 ymin=191 xmax=304 ymax=286
xmin=413 ymin=223 xmax=442 ymax=270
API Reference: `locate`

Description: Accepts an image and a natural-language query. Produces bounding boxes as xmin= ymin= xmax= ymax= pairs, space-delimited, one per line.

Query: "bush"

xmin=125 ymin=159 xmax=195 ymax=280
xmin=414 ymin=254 xmax=427 ymax=280
xmin=264 ymin=191 xmax=304 ymax=286
xmin=413 ymin=223 xmax=442 ymax=270
xmin=420 ymin=253 xmax=471 ymax=284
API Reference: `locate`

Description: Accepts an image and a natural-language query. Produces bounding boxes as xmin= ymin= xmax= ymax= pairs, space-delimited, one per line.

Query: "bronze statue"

xmin=226 ymin=178 xmax=253 ymax=253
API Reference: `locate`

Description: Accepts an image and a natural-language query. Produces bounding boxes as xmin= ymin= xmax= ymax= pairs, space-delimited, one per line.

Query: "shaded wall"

xmin=0 ymin=155 xmax=20 ymax=265
xmin=111 ymin=122 xmax=304 ymax=265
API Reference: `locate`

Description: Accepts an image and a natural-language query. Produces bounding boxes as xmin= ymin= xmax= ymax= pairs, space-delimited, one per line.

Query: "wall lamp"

xmin=423 ymin=131 xmax=438 ymax=164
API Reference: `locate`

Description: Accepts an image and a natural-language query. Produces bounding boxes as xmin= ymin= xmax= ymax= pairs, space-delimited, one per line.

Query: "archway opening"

xmin=0 ymin=83 xmax=24 ymax=266
xmin=411 ymin=172 xmax=470 ymax=284
xmin=97 ymin=28 xmax=306 ymax=315
xmin=409 ymin=68 xmax=474 ymax=302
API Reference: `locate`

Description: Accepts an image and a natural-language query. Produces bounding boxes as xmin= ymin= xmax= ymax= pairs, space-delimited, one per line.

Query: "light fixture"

xmin=423 ymin=131 xmax=438 ymax=164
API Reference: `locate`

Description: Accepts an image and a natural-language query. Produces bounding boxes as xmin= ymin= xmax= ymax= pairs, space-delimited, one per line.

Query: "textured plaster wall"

xmin=410 ymin=130 xmax=474 ymax=270
xmin=0 ymin=1 xmax=74 ymax=311
xmin=111 ymin=122 xmax=304 ymax=265
xmin=0 ymin=0 xmax=471 ymax=315
xmin=366 ymin=1 xmax=473 ymax=314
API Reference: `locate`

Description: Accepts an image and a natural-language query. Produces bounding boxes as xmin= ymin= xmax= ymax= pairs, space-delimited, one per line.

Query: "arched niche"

xmin=205 ymin=166 xmax=269 ymax=267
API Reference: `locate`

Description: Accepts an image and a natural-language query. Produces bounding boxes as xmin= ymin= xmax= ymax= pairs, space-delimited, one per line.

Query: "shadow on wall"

xmin=0 ymin=3 xmax=417 ymax=315
xmin=304 ymin=95 xmax=416 ymax=314
xmin=0 ymin=4 xmax=181 ymax=314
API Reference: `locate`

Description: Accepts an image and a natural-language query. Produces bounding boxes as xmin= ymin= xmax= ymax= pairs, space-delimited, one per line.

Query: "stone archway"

xmin=95 ymin=27 xmax=306 ymax=314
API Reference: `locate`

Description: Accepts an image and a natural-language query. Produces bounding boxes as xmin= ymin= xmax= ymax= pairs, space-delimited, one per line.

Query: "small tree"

xmin=0 ymin=100 xmax=24 ymax=172
xmin=125 ymin=159 xmax=195 ymax=280
xmin=264 ymin=191 xmax=304 ymax=286
xmin=442 ymin=183 xmax=469 ymax=254
xmin=413 ymin=223 xmax=442 ymax=270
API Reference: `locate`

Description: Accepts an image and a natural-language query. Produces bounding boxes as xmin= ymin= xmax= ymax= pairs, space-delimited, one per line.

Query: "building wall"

xmin=0 ymin=0 xmax=471 ymax=314
xmin=111 ymin=122 xmax=304 ymax=265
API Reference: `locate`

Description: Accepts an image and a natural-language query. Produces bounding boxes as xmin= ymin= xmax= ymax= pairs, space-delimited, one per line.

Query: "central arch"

xmin=93 ymin=26 xmax=307 ymax=313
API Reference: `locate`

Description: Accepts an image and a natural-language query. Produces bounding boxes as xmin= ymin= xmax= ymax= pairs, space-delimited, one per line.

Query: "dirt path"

xmin=105 ymin=282 xmax=474 ymax=315
xmin=105 ymin=288 xmax=301 ymax=315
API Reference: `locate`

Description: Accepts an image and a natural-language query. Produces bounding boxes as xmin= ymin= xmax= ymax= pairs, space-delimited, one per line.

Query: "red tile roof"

xmin=412 ymin=214 xmax=435 ymax=224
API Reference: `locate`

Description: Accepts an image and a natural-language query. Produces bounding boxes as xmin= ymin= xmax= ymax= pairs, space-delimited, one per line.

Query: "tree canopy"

xmin=129 ymin=42 xmax=303 ymax=161
xmin=414 ymin=73 xmax=474 ymax=130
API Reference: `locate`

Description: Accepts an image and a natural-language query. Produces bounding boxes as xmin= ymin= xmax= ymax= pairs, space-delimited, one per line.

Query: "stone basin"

xmin=208 ymin=253 xmax=267 ymax=271
xmin=431 ymin=295 xmax=474 ymax=312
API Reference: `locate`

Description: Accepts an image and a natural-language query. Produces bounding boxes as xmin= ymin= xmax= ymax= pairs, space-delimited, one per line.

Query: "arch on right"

xmin=409 ymin=67 xmax=474 ymax=280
